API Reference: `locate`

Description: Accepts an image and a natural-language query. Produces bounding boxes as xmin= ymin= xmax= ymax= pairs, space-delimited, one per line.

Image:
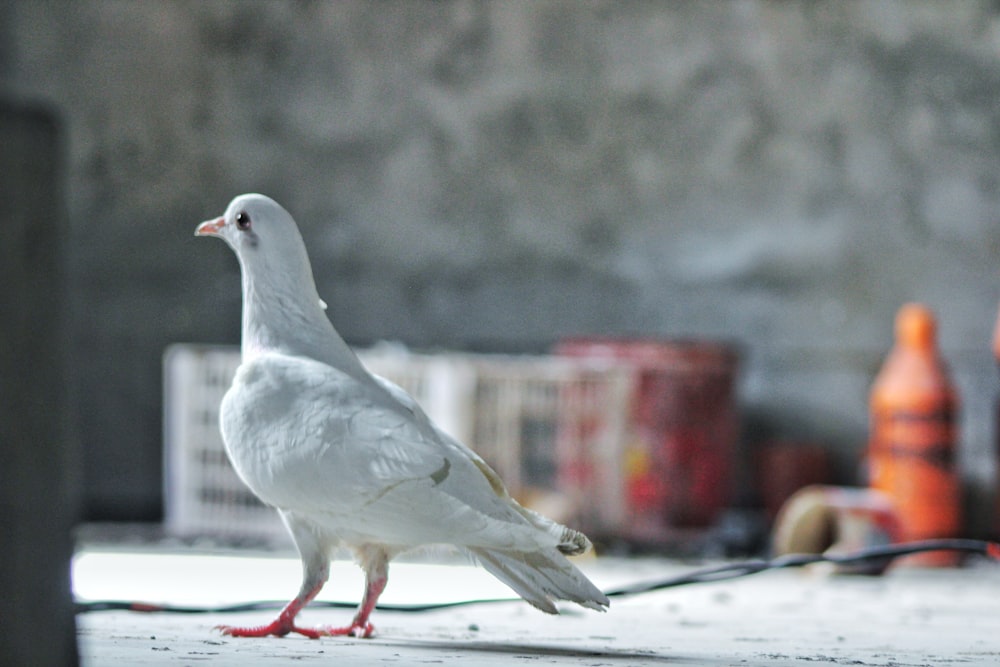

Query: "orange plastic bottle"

xmin=868 ymin=303 xmax=961 ymax=566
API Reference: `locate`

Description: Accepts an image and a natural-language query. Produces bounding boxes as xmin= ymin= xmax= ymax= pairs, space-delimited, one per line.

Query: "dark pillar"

xmin=0 ymin=101 xmax=80 ymax=666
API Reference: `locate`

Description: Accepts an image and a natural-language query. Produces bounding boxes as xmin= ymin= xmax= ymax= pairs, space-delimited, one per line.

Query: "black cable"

xmin=75 ymin=538 xmax=1000 ymax=615
xmin=74 ymin=598 xmax=511 ymax=614
xmin=603 ymin=538 xmax=999 ymax=597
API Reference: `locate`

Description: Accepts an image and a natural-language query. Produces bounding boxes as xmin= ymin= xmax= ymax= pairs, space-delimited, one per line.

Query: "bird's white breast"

xmin=219 ymin=353 xmax=350 ymax=510
xmin=218 ymin=351 xmax=435 ymax=517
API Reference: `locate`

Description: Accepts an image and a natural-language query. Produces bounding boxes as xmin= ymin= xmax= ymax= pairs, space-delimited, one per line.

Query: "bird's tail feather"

xmin=469 ymin=546 xmax=610 ymax=614
xmin=515 ymin=505 xmax=593 ymax=556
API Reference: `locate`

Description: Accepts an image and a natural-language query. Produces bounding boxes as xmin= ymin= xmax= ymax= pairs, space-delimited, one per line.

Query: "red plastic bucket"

xmin=556 ymin=338 xmax=739 ymax=538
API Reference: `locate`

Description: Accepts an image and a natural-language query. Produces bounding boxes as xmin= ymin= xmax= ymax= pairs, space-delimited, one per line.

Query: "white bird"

xmin=195 ymin=194 xmax=609 ymax=639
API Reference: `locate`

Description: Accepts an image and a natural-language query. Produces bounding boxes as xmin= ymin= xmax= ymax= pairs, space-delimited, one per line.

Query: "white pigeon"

xmin=195 ymin=194 xmax=609 ymax=638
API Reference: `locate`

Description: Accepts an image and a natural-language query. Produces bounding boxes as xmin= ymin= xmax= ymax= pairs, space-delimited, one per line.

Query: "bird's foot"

xmin=216 ymin=619 xmax=376 ymax=640
xmin=319 ymin=621 xmax=376 ymax=638
xmin=216 ymin=618 xmax=323 ymax=640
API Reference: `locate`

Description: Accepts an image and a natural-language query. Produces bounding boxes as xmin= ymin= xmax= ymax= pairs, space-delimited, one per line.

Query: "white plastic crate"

xmin=163 ymin=345 xmax=260 ymax=539
xmin=466 ymin=356 xmax=634 ymax=534
xmin=162 ymin=344 xmax=467 ymax=544
xmin=163 ymin=345 xmax=281 ymax=543
xmin=163 ymin=344 xmax=633 ymax=544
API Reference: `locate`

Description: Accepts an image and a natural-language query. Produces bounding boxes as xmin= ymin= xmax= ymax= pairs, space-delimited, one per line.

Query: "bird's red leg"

xmin=216 ymin=540 xmax=331 ymax=640
xmin=321 ymin=572 xmax=387 ymax=638
xmin=216 ymin=582 xmax=326 ymax=639
xmin=320 ymin=547 xmax=389 ymax=638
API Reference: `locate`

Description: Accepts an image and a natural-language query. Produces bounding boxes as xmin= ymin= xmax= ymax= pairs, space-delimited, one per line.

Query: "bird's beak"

xmin=195 ymin=217 xmax=226 ymax=237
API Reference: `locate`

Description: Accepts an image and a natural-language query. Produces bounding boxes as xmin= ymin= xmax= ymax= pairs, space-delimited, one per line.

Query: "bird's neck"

xmin=239 ymin=267 xmax=363 ymax=374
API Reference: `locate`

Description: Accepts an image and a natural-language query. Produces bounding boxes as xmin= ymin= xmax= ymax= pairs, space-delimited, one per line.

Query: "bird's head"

xmin=195 ymin=193 xmax=303 ymax=259
xmin=196 ymin=194 xmax=341 ymax=360
xmin=196 ymin=193 xmax=328 ymax=314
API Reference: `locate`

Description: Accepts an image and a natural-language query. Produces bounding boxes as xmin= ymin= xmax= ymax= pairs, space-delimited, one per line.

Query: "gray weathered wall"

xmin=3 ymin=1 xmax=999 ymax=529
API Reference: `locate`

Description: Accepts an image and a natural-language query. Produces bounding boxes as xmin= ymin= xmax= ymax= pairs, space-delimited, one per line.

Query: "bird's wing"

xmin=221 ymin=351 xmax=559 ymax=551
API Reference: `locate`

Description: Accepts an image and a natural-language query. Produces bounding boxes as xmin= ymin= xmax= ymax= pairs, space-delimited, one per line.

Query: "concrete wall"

xmin=3 ymin=1 xmax=999 ymax=529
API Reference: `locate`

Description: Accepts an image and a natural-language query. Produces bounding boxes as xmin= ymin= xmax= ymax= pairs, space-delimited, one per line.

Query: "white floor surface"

xmin=74 ymin=548 xmax=1000 ymax=666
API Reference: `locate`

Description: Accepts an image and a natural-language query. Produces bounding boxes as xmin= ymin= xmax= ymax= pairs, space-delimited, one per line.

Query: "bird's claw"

xmin=320 ymin=621 xmax=376 ymax=638
xmin=215 ymin=621 xmax=322 ymax=640
xmin=214 ymin=619 xmax=375 ymax=640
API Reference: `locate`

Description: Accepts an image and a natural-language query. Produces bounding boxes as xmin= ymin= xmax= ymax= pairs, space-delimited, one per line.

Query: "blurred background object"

xmin=556 ymin=338 xmax=739 ymax=545
xmin=162 ymin=344 xmax=638 ymax=546
xmin=0 ymin=101 xmax=79 ymax=666
xmin=2 ymin=1 xmax=999 ymax=551
xmin=991 ymin=304 xmax=1000 ymax=540
xmin=771 ymin=485 xmax=900 ymax=575
xmin=752 ymin=440 xmax=831 ymax=521
xmin=162 ymin=340 xmax=737 ymax=550
xmin=868 ymin=303 xmax=961 ymax=566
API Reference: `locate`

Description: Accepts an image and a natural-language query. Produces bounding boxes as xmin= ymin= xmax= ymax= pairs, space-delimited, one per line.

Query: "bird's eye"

xmin=235 ymin=211 xmax=252 ymax=230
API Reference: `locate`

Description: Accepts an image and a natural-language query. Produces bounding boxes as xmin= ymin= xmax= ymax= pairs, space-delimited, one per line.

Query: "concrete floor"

xmin=75 ymin=549 xmax=1000 ymax=666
